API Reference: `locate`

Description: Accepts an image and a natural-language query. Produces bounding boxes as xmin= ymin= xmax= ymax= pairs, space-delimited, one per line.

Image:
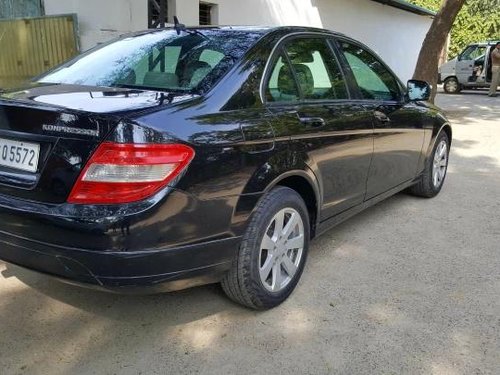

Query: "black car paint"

xmin=0 ymin=26 xmax=451 ymax=291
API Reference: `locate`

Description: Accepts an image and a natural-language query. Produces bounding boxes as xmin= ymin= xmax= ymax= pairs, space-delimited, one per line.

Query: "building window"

xmin=199 ymin=3 xmax=213 ymax=25
xmin=148 ymin=0 xmax=168 ymax=28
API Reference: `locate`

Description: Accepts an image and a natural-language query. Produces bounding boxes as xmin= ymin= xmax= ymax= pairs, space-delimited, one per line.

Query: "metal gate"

xmin=0 ymin=14 xmax=78 ymax=89
xmin=148 ymin=0 xmax=168 ymax=28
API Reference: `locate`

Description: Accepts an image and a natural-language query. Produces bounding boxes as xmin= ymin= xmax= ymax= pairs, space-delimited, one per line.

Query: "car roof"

xmin=186 ymin=25 xmax=342 ymax=33
xmin=127 ymin=25 xmax=346 ymax=39
xmin=474 ymin=41 xmax=500 ymax=46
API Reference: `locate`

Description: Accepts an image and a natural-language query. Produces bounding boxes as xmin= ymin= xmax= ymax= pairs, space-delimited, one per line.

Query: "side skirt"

xmin=315 ymin=178 xmax=419 ymax=238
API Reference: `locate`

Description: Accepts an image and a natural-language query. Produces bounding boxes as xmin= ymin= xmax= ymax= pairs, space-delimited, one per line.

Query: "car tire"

xmin=409 ymin=131 xmax=450 ymax=198
xmin=221 ymin=186 xmax=310 ymax=310
xmin=443 ymin=77 xmax=461 ymax=94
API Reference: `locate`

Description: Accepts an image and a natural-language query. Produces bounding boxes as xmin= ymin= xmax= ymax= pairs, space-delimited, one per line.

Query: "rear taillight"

xmin=68 ymin=142 xmax=195 ymax=204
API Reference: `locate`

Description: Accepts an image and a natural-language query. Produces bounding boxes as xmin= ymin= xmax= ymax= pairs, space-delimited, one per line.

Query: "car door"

xmin=335 ymin=39 xmax=425 ymax=199
xmin=456 ymin=45 xmax=478 ymax=84
xmin=456 ymin=44 xmax=487 ymax=84
xmin=264 ymin=35 xmax=374 ymax=219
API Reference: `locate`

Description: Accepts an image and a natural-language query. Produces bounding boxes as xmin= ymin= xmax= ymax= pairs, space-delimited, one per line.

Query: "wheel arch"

xmin=441 ymin=123 xmax=452 ymax=146
xmin=270 ymin=171 xmax=320 ymax=239
xmin=443 ymin=75 xmax=458 ymax=82
xmin=236 ymin=168 xmax=321 ymax=240
xmin=426 ymin=122 xmax=452 ymax=161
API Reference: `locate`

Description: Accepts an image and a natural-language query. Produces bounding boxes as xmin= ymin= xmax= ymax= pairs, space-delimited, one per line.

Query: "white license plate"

xmin=0 ymin=138 xmax=40 ymax=173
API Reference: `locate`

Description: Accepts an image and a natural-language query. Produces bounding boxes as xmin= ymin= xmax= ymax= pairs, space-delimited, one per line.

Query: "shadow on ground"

xmin=437 ymin=89 xmax=500 ymax=122
xmin=0 ymin=94 xmax=499 ymax=374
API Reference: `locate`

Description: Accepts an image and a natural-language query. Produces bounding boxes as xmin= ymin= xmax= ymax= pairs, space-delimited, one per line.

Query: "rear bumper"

xmin=0 ymin=229 xmax=240 ymax=291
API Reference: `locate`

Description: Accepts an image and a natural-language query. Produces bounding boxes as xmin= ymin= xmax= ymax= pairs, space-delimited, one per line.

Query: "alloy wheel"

xmin=432 ymin=140 xmax=448 ymax=188
xmin=258 ymin=208 xmax=304 ymax=292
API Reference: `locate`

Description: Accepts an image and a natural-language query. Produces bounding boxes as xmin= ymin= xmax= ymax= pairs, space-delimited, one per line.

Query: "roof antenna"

xmin=173 ymin=16 xmax=185 ymax=35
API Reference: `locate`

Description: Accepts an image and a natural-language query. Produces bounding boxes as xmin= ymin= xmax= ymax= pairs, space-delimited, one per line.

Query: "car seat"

xmin=142 ymin=72 xmax=179 ymax=89
xmin=116 ymin=69 xmax=137 ymax=85
xmin=181 ymin=61 xmax=212 ymax=87
xmin=292 ymin=63 xmax=314 ymax=97
xmin=277 ymin=64 xmax=299 ymax=100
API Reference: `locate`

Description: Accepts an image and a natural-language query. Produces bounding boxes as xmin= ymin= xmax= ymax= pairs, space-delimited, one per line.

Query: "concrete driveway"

xmin=0 ymin=91 xmax=499 ymax=375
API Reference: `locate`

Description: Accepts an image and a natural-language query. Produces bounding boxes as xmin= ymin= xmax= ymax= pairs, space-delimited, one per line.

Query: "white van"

xmin=438 ymin=41 xmax=500 ymax=93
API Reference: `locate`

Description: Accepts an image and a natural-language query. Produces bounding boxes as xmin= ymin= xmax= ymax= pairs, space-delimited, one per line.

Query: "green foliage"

xmin=409 ymin=0 xmax=500 ymax=58
xmin=408 ymin=0 xmax=440 ymax=12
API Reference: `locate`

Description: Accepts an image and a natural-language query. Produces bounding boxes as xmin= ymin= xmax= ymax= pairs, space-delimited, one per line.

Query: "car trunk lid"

xmin=0 ymin=83 xmax=187 ymax=203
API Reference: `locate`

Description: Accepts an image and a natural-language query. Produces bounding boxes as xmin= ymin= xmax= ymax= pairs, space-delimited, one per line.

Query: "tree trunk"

xmin=413 ymin=0 xmax=466 ymax=103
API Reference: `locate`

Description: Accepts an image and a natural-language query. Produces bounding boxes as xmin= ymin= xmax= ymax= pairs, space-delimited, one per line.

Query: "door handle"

xmin=373 ymin=110 xmax=391 ymax=124
xmin=299 ymin=117 xmax=325 ymax=127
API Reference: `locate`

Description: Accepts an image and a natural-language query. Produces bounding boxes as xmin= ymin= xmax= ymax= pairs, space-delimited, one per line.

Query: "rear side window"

xmin=265 ymin=37 xmax=348 ymax=102
xmin=339 ymin=41 xmax=401 ymax=101
xmin=267 ymin=53 xmax=300 ymax=102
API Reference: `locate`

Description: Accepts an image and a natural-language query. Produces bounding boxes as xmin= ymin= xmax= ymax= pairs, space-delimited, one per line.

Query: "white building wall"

xmin=169 ymin=0 xmax=199 ymax=26
xmin=43 ymin=0 xmax=148 ymax=51
xmin=43 ymin=0 xmax=432 ymax=82
xmin=174 ymin=0 xmax=432 ymax=82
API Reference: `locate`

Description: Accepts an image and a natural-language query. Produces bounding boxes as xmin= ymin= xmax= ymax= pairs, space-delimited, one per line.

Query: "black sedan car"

xmin=0 ymin=26 xmax=451 ymax=309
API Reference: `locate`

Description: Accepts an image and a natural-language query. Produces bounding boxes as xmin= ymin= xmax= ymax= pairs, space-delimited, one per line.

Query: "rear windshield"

xmin=37 ymin=29 xmax=263 ymax=93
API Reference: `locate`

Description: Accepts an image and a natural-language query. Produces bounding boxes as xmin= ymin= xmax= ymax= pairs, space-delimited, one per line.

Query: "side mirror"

xmin=407 ymin=79 xmax=431 ymax=101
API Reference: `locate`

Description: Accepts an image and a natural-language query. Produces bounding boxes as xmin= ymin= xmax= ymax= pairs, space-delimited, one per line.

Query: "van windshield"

xmin=37 ymin=29 xmax=263 ymax=93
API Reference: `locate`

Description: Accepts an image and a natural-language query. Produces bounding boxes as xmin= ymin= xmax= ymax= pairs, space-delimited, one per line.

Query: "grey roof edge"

xmin=370 ymin=0 xmax=437 ymax=17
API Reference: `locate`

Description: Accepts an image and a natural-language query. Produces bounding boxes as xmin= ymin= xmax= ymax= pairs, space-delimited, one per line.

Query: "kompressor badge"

xmin=42 ymin=124 xmax=99 ymax=137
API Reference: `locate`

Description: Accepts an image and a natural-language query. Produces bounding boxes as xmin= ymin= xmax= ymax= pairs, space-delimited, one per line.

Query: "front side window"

xmin=339 ymin=41 xmax=401 ymax=101
xmin=266 ymin=37 xmax=348 ymax=102
xmin=38 ymin=30 xmax=263 ymax=93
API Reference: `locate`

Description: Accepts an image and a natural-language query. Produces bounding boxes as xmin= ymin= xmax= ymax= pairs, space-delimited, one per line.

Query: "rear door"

xmin=264 ymin=35 xmax=374 ymax=219
xmin=336 ymin=39 xmax=425 ymax=199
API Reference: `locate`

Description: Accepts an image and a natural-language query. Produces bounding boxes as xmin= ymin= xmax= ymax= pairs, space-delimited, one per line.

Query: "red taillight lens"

xmin=68 ymin=142 xmax=195 ymax=204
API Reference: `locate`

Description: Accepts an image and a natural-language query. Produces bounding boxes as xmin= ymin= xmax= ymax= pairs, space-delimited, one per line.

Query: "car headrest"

xmin=182 ymin=60 xmax=212 ymax=87
xmin=143 ymin=72 xmax=179 ymax=88
xmin=288 ymin=50 xmax=315 ymax=64
xmin=293 ymin=64 xmax=314 ymax=96
xmin=277 ymin=64 xmax=298 ymax=96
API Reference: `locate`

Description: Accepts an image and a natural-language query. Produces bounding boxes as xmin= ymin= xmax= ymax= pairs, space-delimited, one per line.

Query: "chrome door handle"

xmin=299 ymin=117 xmax=325 ymax=127
xmin=373 ymin=110 xmax=391 ymax=124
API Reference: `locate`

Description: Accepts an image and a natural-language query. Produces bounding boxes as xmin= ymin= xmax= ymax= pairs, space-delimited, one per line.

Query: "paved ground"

xmin=0 ymin=91 xmax=499 ymax=375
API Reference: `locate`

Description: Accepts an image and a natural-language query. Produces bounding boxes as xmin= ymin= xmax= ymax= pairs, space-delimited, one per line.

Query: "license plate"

xmin=0 ymin=138 xmax=40 ymax=173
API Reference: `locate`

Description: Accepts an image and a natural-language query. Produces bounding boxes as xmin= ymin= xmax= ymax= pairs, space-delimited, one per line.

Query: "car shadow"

xmin=2 ymin=262 xmax=249 ymax=323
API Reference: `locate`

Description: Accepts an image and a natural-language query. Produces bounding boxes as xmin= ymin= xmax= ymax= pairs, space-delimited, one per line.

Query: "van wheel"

xmin=221 ymin=186 xmax=310 ymax=310
xmin=443 ymin=77 xmax=461 ymax=94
